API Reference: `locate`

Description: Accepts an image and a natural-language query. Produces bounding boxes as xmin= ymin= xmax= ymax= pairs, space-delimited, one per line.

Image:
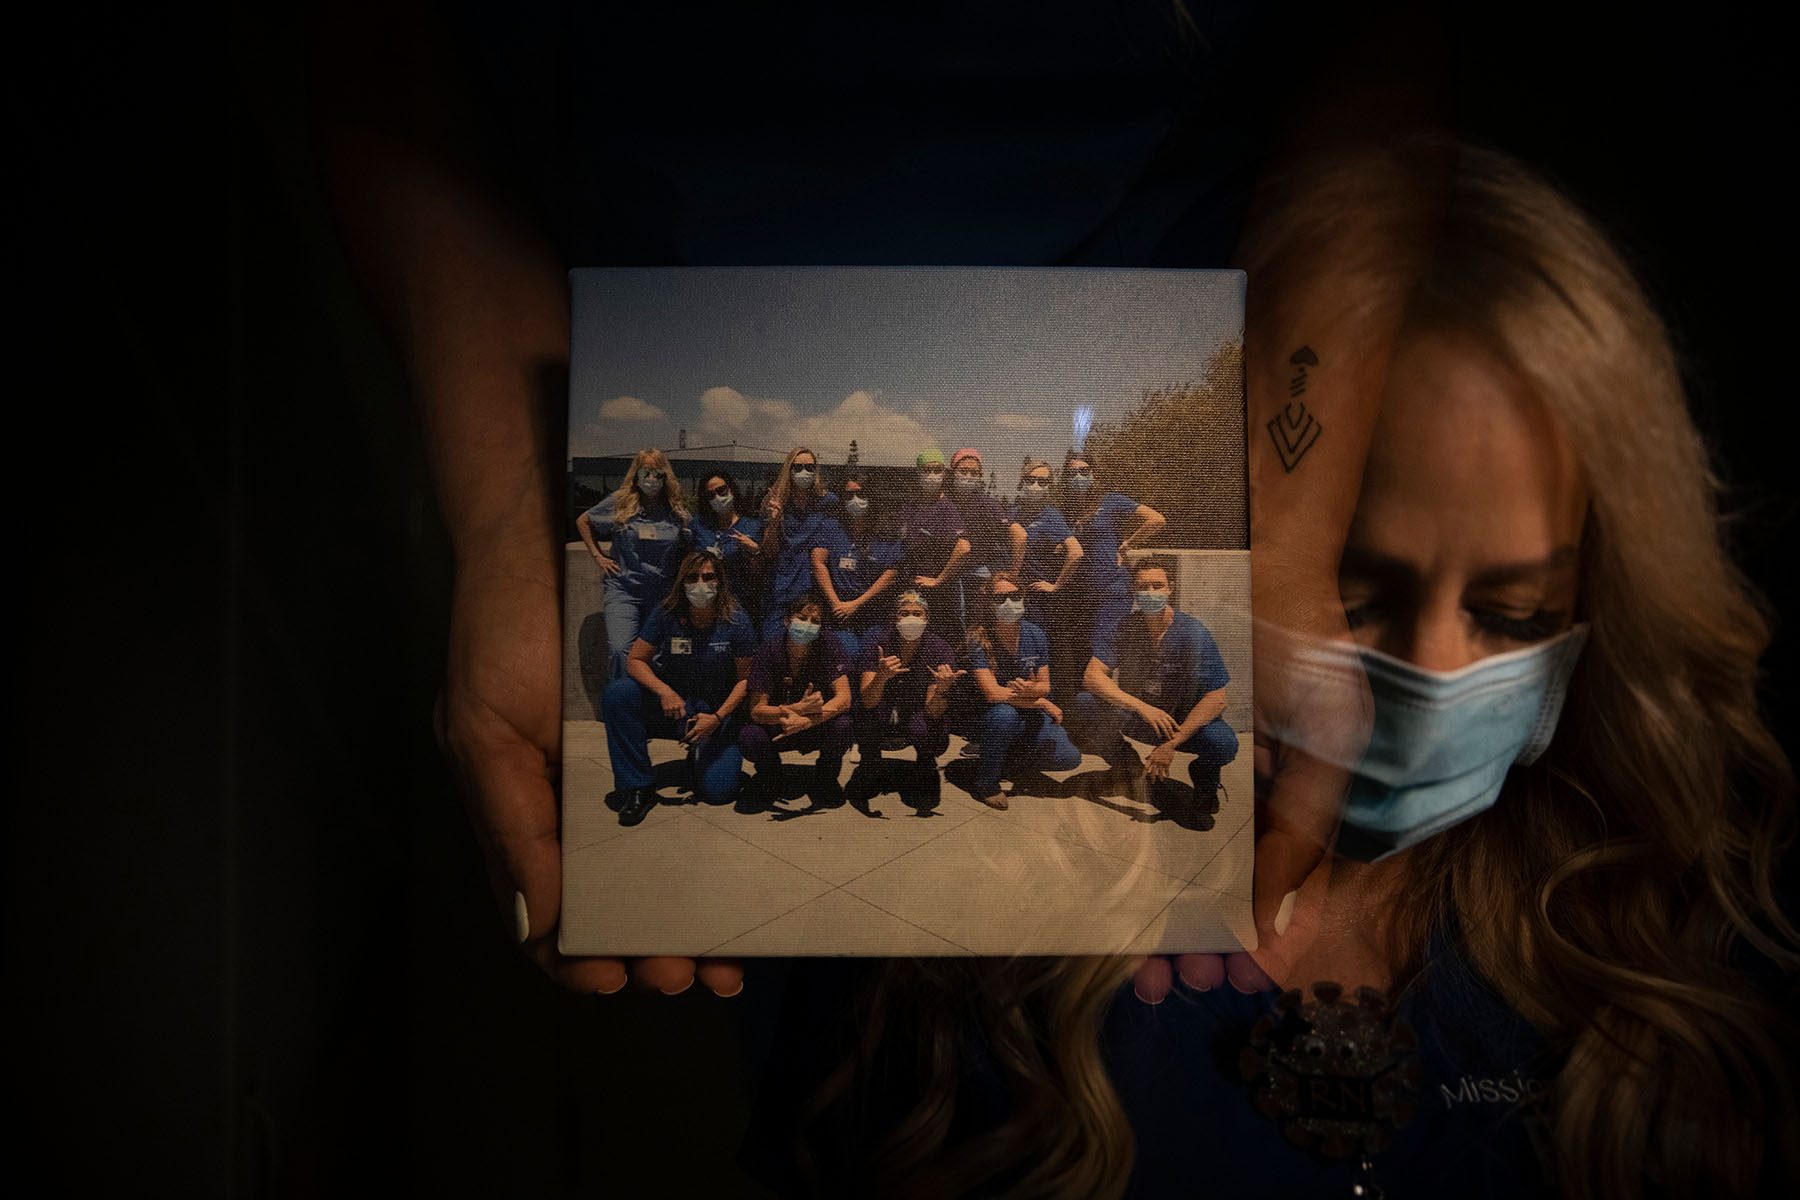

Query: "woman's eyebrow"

xmin=1467 ymin=545 xmax=1579 ymax=588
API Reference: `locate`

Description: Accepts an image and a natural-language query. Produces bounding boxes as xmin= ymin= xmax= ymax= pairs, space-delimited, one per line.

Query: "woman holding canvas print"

xmin=753 ymin=145 xmax=1799 ymax=1199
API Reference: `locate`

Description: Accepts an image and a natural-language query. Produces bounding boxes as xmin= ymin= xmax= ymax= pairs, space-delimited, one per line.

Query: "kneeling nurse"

xmin=602 ymin=550 xmax=756 ymax=827
xmin=739 ymin=595 xmax=855 ymax=804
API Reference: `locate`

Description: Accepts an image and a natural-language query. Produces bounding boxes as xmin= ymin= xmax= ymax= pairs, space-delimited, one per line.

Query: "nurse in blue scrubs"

xmin=759 ymin=447 xmax=838 ymax=643
xmin=1011 ymin=457 xmax=1084 ymax=661
xmin=1067 ymin=559 xmax=1237 ymax=806
xmin=577 ymin=447 xmax=694 ymax=679
xmin=691 ymin=469 xmax=766 ymax=625
xmin=1053 ymin=449 xmax=1165 ymax=695
xmin=600 ymin=549 xmax=757 ymax=827
xmin=810 ymin=470 xmax=901 ymax=664
xmin=960 ymin=572 xmax=1081 ymax=811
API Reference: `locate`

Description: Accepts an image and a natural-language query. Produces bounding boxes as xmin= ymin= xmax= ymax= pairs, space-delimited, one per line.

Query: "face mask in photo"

xmin=1134 ymin=589 xmax=1169 ymax=615
xmin=685 ymin=580 xmax=718 ymax=607
xmin=844 ymin=494 xmax=870 ymax=518
xmin=791 ymin=467 xmax=816 ymax=489
xmin=1067 ymin=471 xmax=1094 ymax=493
xmin=920 ymin=471 xmax=945 ymax=495
xmin=1285 ymin=627 xmax=1589 ymax=861
xmin=896 ymin=614 xmax=928 ymax=642
xmin=787 ymin=618 xmax=822 ymax=645
xmin=954 ymin=473 xmax=982 ymax=494
xmin=709 ymin=492 xmax=735 ymax=515
xmin=993 ymin=597 xmax=1026 ymax=624
xmin=637 ymin=469 xmax=665 ymax=496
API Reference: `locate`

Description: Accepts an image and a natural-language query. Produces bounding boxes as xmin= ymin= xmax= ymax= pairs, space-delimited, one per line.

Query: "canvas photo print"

xmin=561 ymin=267 xmax=1252 ymax=956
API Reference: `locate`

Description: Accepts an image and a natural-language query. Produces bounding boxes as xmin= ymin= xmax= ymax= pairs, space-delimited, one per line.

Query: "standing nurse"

xmin=692 ymin=470 xmax=765 ymax=626
xmin=578 ymin=448 xmax=694 ymax=678
xmin=759 ymin=447 xmax=838 ymax=643
xmin=1054 ymin=450 xmax=1165 ymax=693
xmin=1011 ymin=457 xmax=1084 ymax=659
xmin=810 ymin=470 xmax=901 ymax=664
xmin=946 ymin=448 xmax=1026 ymax=637
xmin=895 ymin=448 xmax=970 ymax=644
xmin=600 ymin=550 xmax=756 ymax=827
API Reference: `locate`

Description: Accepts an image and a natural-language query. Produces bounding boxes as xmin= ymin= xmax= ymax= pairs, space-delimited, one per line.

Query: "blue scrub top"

xmin=1011 ymin=501 xmax=1075 ymax=590
xmin=585 ymin=495 xmax=693 ymax=602
xmin=815 ymin=517 xmax=901 ymax=614
xmin=692 ymin=514 xmax=767 ymax=610
xmin=1072 ymin=491 xmax=1143 ymax=601
xmin=633 ymin=604 xmax=756 ymax=709
xmin=966 ymin=619 xmax=1051 ymax=681
xmin=767 ymin=493 xmax=839 ymax=608
xmin=1094 ymin=609 xmax=1228 ymax=718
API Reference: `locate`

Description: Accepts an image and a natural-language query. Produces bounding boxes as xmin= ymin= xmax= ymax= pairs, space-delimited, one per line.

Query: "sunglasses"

xmin=685 ymin=570 xmax=720 ymax=583
xmin=706 ymin=484 xmax=733 ymax=498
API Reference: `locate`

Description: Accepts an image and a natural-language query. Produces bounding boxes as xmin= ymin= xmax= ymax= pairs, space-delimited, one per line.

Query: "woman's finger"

xmin=1131 ymin=955 xmax=1175 ymax=1005
xmin=632 ymin=956 xmax=700 ymax=995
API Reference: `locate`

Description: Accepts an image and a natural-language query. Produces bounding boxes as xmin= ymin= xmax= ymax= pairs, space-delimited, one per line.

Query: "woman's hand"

xmin=926 ymin=663 xmax=966 ymax=690
xmin=775 ymin=709 xmax=813 ymax=738
xmin=1027 ymin=580 xmax=1057 ymax=595
xmin=912 ymin=574 xmax=939 ymax=589
xmin=1040 ymin=699 xmax=1064 ymax=725
xmin=791 ymin=685 xmax=825 ymax=717
xmin=593 ymin=551 xmax=621 ymax=577
xmin=658 ymin=688 xmax=687 ymax=720
xmin=872 ymin=647 xmax=909 ymax=683
xmin=681 ymin=711 xmax=722 ymax=744
xmin=729 ymin=530 xmax=759 ymax=552
xmin=830 ymin=596 xmax=858 ymax=622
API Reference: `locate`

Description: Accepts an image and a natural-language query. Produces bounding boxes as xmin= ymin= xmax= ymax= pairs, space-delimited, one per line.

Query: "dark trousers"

xmin=738 ymin=714 xmax=853 ymax=781
xmin=856 ymin=706 xmax=950 ymax=762
xmin=1066 ymin=690 xmax=1238 ymax=791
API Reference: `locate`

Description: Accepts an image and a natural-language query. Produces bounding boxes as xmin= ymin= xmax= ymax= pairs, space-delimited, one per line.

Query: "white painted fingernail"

xmin=1273 ymin=889 xmax=1298 ymax=937
xmin=595 ymin=976 xmax=626 ymax=996
xmin=1132 ymin=987 xmax=1163 ymax=1007
xmin=513 ymin=891 xmax=531 ymax=944
xmin=659 ymin=977 xmax=696 ymax=997
xmin=709 ymin=980 xmax=745 ymax=998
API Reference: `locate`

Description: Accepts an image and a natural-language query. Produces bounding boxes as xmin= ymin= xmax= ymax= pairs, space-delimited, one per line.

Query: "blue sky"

xmin=569 ymin=267 xmax=1242 ymax=468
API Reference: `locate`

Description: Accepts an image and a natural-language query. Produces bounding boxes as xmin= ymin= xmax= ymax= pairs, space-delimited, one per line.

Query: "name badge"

xmin=670 ymin=637 xmax=691 ymax=655
xmin=633 ymin=521 xmax=662 ymax=541
xmin=1144 ymin=676 xmax=1162 ymax=698
xmin=838 ymin=554 xmax=857 ymax=571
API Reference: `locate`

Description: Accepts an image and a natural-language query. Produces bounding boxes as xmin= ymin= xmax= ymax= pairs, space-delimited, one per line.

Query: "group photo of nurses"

xmin=577 ymin=439 xmax=1243 ymax=831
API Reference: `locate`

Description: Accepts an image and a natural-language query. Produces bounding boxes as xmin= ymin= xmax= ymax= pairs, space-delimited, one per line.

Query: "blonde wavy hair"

xmin=760 ymin=446 xmax=821 ymax=554
xmin=797 ymin=143 xmax=1799 ymax=1199
xmin=604 ymin=447 xmax=690 ymax=525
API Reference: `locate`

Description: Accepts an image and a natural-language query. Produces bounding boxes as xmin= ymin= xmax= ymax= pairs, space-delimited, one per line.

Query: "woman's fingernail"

xmin=709 ymin=980 xmax=745 ymax=998
xmin=513 ymin=891 xmax=531 ymax=944
xmin=1273 ymin=889 xmax=1298 ymax=937
xmin=595 ymin=977 xmax=626 ymax=996
xmin=659 ymin=977 xmax=696 ymax=997
xmin=1132 ymin=987 xmax=1163 ymax=1006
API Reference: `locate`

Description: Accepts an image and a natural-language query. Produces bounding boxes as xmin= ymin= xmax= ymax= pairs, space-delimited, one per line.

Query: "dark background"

xmin=7 ymin=3 xmax=1793 ymax=1195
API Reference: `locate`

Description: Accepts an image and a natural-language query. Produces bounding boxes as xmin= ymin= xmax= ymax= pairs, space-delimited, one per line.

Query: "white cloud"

xmin=599 ymin=395 xmax=666 ymax=422
xmin=992 ymin=412 xmax=1048 ymax=431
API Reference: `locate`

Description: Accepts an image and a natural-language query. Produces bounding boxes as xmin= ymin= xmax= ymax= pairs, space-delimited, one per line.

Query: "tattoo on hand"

xmin=1269 ymin=345 xmax=1322 ymax=472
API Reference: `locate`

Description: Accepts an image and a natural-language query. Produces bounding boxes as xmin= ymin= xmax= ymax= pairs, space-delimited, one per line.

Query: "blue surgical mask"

xmin=1134 ymin=590 xmax=1169 ymax=615
xmin=1333 ymin=627 xmax=1589 ymax=861
xmin=709 ymin=492 xmax=734 ymax=515
xmin=920 ymin=471 xmax=944 ymax=495
xmin=994 ymin=597 xmax=1026 ymax=624
xmin=637 ymin=469 xmax=665 ymax=496
xmin=844 ymin=495 xmax=870 ymax=518
xmin=685 ymin=581 xmax=718 ymax=608
xmin=1068 ymin=472 xmax=1094 ymax=493
xmin=954 ymin=474 xmax=982 ymax=494
xmin=788 ymin=618 xmax=822 ymax=645
xmin=791 ymin=468 xmax=816 ymax=489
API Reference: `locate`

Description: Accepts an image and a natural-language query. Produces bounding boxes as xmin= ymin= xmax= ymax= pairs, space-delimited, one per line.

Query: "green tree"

xmin=1082 ymin=340 xmax=1246 ymax=549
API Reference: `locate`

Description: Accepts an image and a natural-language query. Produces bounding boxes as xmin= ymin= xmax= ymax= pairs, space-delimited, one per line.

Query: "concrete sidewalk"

xmin=559 ymin=720 xmax=1255 ymax=957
